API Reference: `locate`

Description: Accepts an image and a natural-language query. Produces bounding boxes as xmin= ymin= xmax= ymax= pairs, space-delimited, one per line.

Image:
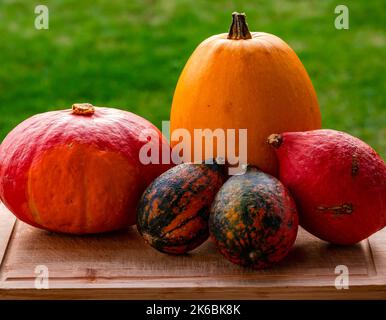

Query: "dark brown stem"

xmin=267 ymin=134 xmax=283 ymax=148
xmin=227 ymin=12 xmax=252 ymax=40
xmin=72 ymin=103 xmax=95 ymax=116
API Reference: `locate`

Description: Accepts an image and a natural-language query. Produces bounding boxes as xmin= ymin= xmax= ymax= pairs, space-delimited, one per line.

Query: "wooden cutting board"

xmin=0 ymin=203 xmax=385 ymax=299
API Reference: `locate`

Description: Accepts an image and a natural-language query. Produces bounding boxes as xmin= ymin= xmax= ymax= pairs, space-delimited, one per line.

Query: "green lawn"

xmin=0 ymin=0 xmax=385 ymax=157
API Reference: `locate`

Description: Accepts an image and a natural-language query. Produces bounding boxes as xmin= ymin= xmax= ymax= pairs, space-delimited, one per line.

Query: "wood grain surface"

xmin=0 ymin=203 xmax=385 ymax=299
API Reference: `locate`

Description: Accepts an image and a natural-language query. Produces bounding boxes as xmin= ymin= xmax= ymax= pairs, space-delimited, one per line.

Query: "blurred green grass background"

xmin=0 ymin=0 xmax=385 ymax=157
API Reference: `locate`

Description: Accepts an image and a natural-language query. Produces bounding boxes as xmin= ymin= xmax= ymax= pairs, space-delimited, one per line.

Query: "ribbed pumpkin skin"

xmin=0 ymin=106 xmax=171 ymax=234
xmin=137 ymin=163 xmax=226 ymax=254
xmin=170 ymin=32 xmax=321 ymax=176
xmin=209 ymin=166 xmax=298 ymax=269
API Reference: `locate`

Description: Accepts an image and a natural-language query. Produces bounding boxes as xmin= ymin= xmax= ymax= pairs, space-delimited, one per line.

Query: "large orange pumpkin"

xmin=0 ymin=103 xmax=171 ymax=234
xmin=170 ymin=12 xmax=321 ymax=176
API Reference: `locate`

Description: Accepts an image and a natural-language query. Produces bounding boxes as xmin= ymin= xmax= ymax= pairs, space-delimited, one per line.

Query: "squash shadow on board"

xmin=275 ymin=228 xmax=372 ymax=277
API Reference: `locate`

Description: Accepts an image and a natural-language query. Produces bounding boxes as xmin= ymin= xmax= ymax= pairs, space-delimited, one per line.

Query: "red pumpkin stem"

xmin=227 ymin=12 xmax=252 ymax=40
xmin=72 ymin=103 xmax=95 ymax=115
xmin=267 ymin=134 xmax=283 ymax=148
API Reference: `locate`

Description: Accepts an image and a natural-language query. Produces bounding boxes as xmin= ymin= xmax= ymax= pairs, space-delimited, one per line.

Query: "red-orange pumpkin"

xmin=268 ymin=129 xmax=386 ymax=245
xmin=0 ymin=103 xmax=171 ymax=234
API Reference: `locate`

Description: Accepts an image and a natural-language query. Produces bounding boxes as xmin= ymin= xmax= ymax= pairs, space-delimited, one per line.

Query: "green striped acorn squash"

xmin=209 ymin=166 xmax=298 ymax=269
xmin=137 ymin=162 xmax=227 ymax=254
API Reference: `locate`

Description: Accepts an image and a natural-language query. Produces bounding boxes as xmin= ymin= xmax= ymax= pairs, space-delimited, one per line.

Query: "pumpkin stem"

xmin=227 ymin=12 xmax=252 ymax=40
xmin=72 ymin=103 xmax=95 ymax=116
xmin=267 ymin=134 xmax=283 ymax=148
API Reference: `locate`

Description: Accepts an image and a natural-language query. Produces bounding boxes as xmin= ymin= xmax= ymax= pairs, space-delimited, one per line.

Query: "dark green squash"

xmin=209 ymin=166 xmax=298 ymax=269
xmin=137 ymin=162 xmax=226 ymax=254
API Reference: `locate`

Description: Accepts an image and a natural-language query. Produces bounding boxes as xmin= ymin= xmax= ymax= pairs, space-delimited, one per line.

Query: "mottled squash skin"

xmin=137 ymin=163 xmax=227 ymax=254
xmin=209 ymin=166 xmax=298 ymax=269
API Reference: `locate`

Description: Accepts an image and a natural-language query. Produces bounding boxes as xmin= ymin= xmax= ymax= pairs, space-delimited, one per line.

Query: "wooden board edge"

xmin=0 ymin=204 xmax=16 ymax=268
xmin=0 ymin=284 xmax=385 ymax=300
